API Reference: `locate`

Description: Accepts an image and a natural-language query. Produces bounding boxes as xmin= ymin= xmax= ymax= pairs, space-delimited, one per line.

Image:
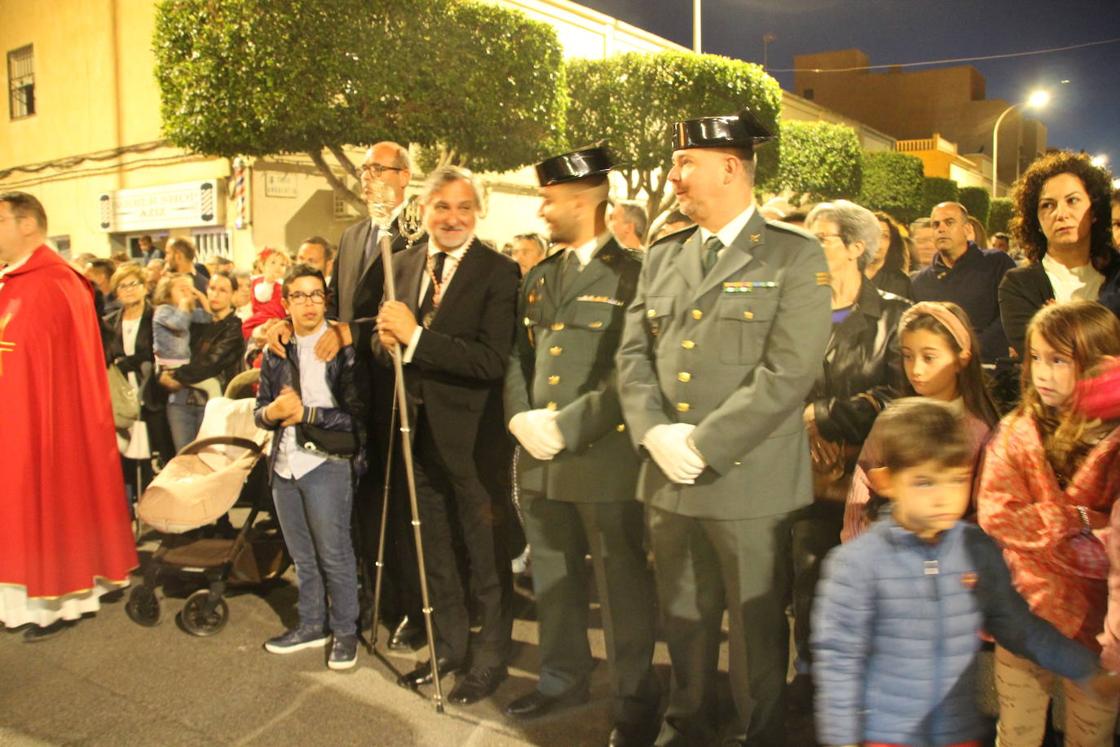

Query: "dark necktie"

xmin=702 ymin=235 xmax=723 ymax=275
xmin=361 ymin=223 xmax=379 ymax=272
xmin=558 ymin=250 xmax=582 ymax=297
xmin=418 ymin=251 xmax=448 ymax=326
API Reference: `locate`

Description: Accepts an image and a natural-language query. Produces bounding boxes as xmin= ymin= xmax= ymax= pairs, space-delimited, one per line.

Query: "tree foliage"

xmin=857 ymin=151 xmax=925 ymax=224
xmin=154 ymin=0 xmax=566 ymax=213
xmin=767 ymin=121 xmax=861 ymax=202
xmin=921 ymin=177 xmax=960 ymax=216
xmin=988 ymin=197 xmax=1014 ymax=234
xmin=958 ymin=186 xmax=992 ymax=227
xmin=565 ymin=52 xmax=782 ymax=227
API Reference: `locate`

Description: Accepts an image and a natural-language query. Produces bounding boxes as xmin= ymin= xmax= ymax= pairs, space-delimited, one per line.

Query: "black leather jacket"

xmin=254 ymin=338 xmax=368 ymax=477
xmin=104 ymin=304 xmax=156 ymax=406
xmin=170 ymin=312 xmax=245 ymax=392
xmin=808 ymin=279 xmax=910 ymax=445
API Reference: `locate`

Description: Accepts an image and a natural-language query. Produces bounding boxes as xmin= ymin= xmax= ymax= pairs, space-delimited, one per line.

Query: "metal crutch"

xmin=375 ymin=222 xmax=445 ymax=714
xmin=369 ymin=386 xmax=397 ymax=647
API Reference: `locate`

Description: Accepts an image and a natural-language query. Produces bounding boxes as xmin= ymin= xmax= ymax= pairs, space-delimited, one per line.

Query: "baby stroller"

xmin=125 ymin=388 xmax=290 ymax=637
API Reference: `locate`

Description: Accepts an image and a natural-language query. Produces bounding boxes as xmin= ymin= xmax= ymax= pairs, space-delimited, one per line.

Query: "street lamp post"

xmin=992 ymin=89 xmax=1050 ymax=198
xmin=693 ymin=0 xmax=701 ymax=53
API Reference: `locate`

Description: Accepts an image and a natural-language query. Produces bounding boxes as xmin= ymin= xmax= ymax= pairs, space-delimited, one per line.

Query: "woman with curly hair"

xmin=998 ymin=151 xmax=1120 ymax=357
xmin=867 ymin=211 xmax=912 ymax=299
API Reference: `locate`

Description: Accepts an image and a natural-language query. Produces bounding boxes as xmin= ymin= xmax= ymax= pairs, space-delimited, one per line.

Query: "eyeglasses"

xmin=361 ymin=163 xmax=404 ymax=177
xmin=117 ymin=280 xmax=145 ymax=290
xmin=813 ymin=233 xmax=845 ymax=244
xmin=287 ymin=290 xmax=326 ymax=305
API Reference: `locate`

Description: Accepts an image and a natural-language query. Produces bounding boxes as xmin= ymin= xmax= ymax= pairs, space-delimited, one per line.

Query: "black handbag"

xmin=285 ymin=358 xmax=359 ymax=458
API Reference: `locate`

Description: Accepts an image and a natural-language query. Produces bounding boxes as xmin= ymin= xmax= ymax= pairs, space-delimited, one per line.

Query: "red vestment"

xmin=0 ymin=246 xmax=137 ymax=603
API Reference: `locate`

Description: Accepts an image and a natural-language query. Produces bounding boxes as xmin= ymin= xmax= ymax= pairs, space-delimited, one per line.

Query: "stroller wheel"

xmin=125 ymin=586 xmax=161 ymax=627
xmin=179 ymin=590 xmax=229 ymax=637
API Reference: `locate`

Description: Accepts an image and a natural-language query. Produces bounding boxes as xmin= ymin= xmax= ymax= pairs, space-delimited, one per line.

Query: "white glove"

xmin=509 ymin=409 xmax=565 ymax=461
xmin=643 ymin=423 xmax=706 ymax=484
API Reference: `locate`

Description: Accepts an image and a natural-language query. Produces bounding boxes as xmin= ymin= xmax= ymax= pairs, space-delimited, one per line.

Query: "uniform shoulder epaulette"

xmin=649 ymin=224 xmax=697 ymax=248
xmin=765 ymin=219 xmax=817 ymax=242
xmin=537 ymin=248 xmax=565 ymax=265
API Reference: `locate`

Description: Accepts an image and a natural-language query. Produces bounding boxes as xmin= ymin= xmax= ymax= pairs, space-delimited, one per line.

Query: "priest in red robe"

xmin=0 ymin=191 xmax=138 ymax=641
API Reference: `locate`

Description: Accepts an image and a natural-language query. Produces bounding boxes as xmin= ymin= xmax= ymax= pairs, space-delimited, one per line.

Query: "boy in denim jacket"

xmin=255 ymin=264 xmax=366 ymax=670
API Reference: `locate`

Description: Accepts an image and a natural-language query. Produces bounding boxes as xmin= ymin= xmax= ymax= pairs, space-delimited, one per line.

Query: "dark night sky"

xmin=576 ymin=0 xmax=1120 ymax=171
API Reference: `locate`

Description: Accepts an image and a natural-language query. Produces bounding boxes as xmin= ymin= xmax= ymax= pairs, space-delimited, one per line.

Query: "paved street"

xmin=2 ymin=533 xmax=723 ymax=747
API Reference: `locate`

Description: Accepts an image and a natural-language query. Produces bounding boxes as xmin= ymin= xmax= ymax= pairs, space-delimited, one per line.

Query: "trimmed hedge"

xmin=858 ymin=151 xmax=925 ymax=224
xmin=959 ymin=186 xmax=991 ymax=227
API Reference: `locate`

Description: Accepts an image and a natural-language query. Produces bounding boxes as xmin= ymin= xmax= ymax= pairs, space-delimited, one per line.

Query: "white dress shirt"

xmin=402 ymin=239 xmax=472 ymax=362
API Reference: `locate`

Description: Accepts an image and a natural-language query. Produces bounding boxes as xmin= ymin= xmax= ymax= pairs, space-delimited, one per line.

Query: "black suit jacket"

xmin=380 ymin=238 xmax=519 ymax=479
xmin=999 ymin=257 xmax=1120 ymax=357
xmin=329 ymin=216 xmax=423 ymax=354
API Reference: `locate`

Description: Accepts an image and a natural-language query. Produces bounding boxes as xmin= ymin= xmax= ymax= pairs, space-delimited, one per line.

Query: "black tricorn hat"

xmin=670 ymin=108 xmax=775 ymax=152
xmin=535 ymin=144 xmax=615 ymax=187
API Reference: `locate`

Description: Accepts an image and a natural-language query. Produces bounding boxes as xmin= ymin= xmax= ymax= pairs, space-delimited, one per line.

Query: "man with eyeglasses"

xmin=256 ymin=263 xmax=366 ymax=671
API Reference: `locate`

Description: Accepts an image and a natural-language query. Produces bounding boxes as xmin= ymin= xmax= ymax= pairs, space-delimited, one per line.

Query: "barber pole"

xmin=233 ymin=157 xmax=247 ymax=229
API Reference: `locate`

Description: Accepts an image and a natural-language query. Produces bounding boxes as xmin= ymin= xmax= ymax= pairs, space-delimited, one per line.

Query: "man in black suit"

xmin=377 ymin=165 xmax=519 ymax=705
xmin=270 ymin=141 xmax=426 ymax=651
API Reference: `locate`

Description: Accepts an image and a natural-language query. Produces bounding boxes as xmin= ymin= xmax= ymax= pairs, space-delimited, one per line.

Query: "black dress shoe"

xmin=389 ymin=616 xmax=425 ymax=651
xmin=608 ymin=720 xmax=659 ymax=747
xmin=448 ymin=665 xmax=507 ymax=704
xmin=396 ymin=657 xmax=461 ymax=689
xmin=505 ymin=685 xmax=589 ymax=719
xmin=23 ymin=619 xmax=75 ymax=642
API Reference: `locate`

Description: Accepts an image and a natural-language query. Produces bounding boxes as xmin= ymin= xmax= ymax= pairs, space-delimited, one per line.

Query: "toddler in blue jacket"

xmin=812 ymin=398 xmax=1119 ymax=747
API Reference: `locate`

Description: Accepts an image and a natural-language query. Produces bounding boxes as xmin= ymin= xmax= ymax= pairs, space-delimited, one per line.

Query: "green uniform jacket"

xmin=616 ymin=211 xmax=832 ymax=520
xmin=504 ymin=238 xmax=642 ymax=503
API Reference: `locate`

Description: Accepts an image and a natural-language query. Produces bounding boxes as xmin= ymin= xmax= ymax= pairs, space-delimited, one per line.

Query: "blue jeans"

xmin=166 ymin=399 xmax=205 ymax=452
xmin=272 ymin=459 xmax=359 ymax=637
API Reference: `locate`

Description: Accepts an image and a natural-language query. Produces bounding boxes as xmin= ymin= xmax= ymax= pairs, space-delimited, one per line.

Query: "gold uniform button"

xmin=691 ymin=309 xmax=703 ymax=320
xmin=548 ymin=375 xmax=560 ymax=385
xmin=646 ymin=309 xmax=657 ymax=318
xmin=734 ymin=460 xmax=742 ymax=466
xmin=676 ymin=402 xmax=691 ymax=413
xmin=546 ymin=401 xmax=558 ymax=411
xmin=681 ymin=340 xmax=695 ymax=350
xmin=743 ymin=311 xmax=754 ymax=320
xmin=551 ymin=322 xmax=565 ymax=331
xmin=677 ymin=372 xmax=692 ymax=383
xmin=589 ymin=321 xmax=603 ymax=329
xmin=549 ymin=346 xmax=563 ymax=356
xmin=616 ymin=423 xmax=626 ymax=433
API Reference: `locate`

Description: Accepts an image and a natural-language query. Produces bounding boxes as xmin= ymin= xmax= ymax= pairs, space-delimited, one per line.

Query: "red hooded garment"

xmin=0 ymin=246 xmax=137 ymax=608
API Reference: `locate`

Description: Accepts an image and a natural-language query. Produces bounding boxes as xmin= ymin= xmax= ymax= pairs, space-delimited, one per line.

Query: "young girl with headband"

xmin=978 ymin=300 xmax=1120 ymax=746
xmin=842 ymin=301 xmax=999 ymax=541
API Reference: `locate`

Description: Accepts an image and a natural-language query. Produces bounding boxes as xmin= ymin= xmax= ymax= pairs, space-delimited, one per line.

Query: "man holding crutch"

xmin=376 ymin=166 xmax=519 ymax=705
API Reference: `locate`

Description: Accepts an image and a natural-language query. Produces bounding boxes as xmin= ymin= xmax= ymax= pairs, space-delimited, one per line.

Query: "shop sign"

xmin=99 ymin=180 xmax=223 ymax=231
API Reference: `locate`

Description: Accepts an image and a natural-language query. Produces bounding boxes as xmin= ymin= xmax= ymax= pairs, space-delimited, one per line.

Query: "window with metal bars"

xmin=8 ymin=45 xmax=34 ymax=119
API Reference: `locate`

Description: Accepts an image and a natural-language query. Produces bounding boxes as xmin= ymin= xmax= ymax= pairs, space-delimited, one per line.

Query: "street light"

xmin=1091 ymin=154 xmax=1109 ymax=169
xmin=992 ymin=89 xmax=1050 ymax=197
xmin=693 ymin=0 xmax=701 ymax=53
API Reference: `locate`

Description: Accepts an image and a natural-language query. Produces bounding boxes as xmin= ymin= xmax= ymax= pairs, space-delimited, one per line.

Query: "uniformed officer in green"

xmin=504 ymin=145 xmax=659 ymax=746
xmin=616 ymin=112 xmax=832 ymax=746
